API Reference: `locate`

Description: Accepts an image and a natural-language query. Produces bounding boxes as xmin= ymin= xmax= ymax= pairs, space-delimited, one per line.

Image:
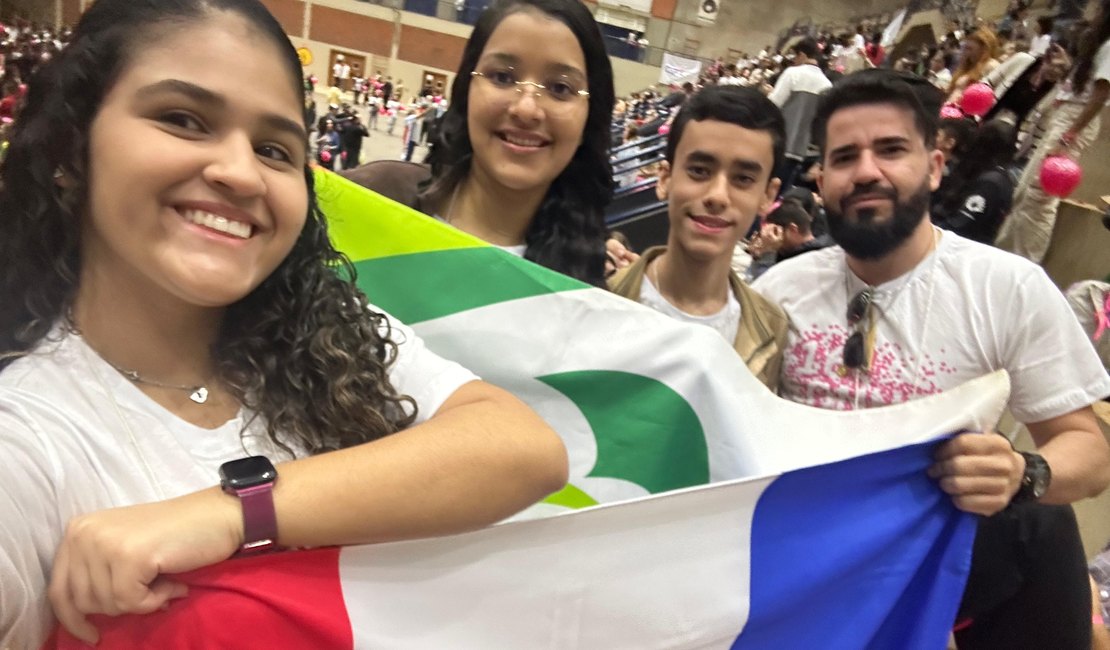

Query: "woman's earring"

xmin=53 ymin=167 xmax=64 ymax=180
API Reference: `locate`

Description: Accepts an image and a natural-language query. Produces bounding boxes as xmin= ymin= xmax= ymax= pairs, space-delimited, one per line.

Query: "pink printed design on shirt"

xmin=784 ymin=326 xmax=959 ymax=410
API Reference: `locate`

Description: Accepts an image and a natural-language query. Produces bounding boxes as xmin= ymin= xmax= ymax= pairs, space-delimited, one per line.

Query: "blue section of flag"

xmin=734 ymin=440 xmax=976 ymax=649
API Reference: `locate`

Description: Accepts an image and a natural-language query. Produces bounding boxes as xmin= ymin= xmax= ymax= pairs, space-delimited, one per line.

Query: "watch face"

xmin=1032 ymin=470 xmax=1050 ymax=498
xmin=220 ymin=456 xmax=277 ymax=490
xmin=1022 ymin=453 xmax=1051 ymax=500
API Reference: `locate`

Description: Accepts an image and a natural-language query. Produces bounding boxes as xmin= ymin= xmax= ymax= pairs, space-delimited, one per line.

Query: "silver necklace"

xmin=848 ymin=226 xmax=942 ymax=409
xmin=104 ymin=362 xmax=210 ymax=404
xmin=66 ymin=311 xmax=210 ymax=404
xmin=75 ymin=333 xmax=169 ymax=499
xmin=650 ymin=255 xmax=668 ymax=301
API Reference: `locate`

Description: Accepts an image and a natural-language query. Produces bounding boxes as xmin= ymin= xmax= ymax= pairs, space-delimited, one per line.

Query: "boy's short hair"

xmin=793 ymin=37 xmax=819 ymax=59
xmin=664 ymin=85 xmax=786 ymax=178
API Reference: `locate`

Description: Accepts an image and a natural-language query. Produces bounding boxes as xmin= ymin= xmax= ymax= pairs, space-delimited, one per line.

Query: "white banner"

xmin=697 ymin=0 xmax=721 ymax=24
xmin=660 ymin=52 xmax=702 ymax=85
xmin=597 ymin=0 xmax=652 ymax=16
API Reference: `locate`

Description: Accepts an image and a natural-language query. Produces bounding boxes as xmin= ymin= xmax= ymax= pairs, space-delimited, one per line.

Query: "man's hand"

xmin=758 ymin=223 xmax=785 ymax=253
xmin=928 ymin=432 xmax=1024 ymax=516
xmin=605 ymin=238 xmax=640 ymax=277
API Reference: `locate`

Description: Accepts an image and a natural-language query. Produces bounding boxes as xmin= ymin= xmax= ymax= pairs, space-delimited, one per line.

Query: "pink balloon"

xmin=1039 ymin=155 xmax=1083 ymax=198
xmin=960 ymin=82 xmax=995 ymax=117
xmin=657 ymin=124 xmax=671 ymax=136
xmin=939 ymin=104 xmax=964 ymax=119
xmin=319 ymin=150 xmax=332 ymax=163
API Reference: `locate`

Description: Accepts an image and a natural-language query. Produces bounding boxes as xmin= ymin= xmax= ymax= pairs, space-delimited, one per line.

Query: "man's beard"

xmin=824 ymin=179 xmax=931 ymax=260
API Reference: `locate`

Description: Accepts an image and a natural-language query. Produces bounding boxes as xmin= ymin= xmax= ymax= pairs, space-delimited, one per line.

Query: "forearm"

xmin=1029 ymin=406 xmax=1110 ymax=504
xmin=1066 ymin=83 xmax=1110 ymax=137
xmin=206 ymin=381 xmax=568 ymax=549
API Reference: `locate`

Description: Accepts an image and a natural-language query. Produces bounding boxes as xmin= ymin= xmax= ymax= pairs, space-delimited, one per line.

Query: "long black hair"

xmin=0 ymin=0 xmax=416 ymax=454
xmin=423 ymin=0 xmax=615 ymax=286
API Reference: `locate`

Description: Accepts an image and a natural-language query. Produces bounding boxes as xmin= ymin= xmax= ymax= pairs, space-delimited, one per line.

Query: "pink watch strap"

xmin=235 ymin=482 xmax=278 ymax=552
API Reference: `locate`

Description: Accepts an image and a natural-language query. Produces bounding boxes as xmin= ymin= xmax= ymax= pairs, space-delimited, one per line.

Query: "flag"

xmin=46 ymin=172 xmax=1011 ymax=648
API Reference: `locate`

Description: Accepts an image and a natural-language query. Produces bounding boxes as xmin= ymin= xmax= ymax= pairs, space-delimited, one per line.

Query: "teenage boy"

xmin=609 ymin=85 xmax=788 ymax=389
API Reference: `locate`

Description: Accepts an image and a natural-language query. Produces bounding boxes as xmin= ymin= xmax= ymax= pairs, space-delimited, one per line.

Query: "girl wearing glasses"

xmin=344 ymin=0 xmax=616 ymax=286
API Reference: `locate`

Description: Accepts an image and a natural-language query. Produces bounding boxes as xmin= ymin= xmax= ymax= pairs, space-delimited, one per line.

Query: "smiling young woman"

xmin=0 ymin=1 xmax=567 ymax=647
xmin=344 ymin=0 xmax=616 ymax=286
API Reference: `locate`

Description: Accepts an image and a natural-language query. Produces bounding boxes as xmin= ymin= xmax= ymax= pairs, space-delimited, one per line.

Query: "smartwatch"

xmin=219 ymin=455 xmax=279 ymax=553
xmin=1012 ymin=451 xmax=1051 ymax=504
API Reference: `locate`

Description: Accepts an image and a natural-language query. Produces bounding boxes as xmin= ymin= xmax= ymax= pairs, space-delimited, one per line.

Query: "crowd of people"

xmin=0 ymin=20 xmax=69 ymax=147
xmin=1 ymin=0 xmax=1109 ymax=648
xmin=607 ymin=0 xmax=1110 ymax=304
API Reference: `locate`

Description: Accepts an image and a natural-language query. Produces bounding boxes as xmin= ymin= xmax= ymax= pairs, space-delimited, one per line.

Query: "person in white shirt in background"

xmin=1029 ymin=16 xmax=1054 ymax=57
xmin=768 ymin=36 xmax=832 ymax=193
xmin=996 ymin=1 xmax=1110 ymax=263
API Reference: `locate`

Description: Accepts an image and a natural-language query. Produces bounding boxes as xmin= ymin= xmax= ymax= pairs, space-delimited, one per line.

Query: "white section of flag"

xmin=413 ymin=289 xmax=1010 ymax=505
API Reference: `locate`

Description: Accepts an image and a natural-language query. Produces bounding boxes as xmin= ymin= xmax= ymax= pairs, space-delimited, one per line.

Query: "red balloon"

xmin=1039 ymin=155 xmax=1083 ymax=198
xmin=960 ymin=82 xmax=995 ymax=117
xmin=657 ymin=124 xmax=671 ymax=136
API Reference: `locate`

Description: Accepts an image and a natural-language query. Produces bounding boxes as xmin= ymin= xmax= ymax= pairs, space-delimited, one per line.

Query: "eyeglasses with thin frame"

xmin=843 ymin=287 xmax=874 ymax=372
xmin=470 ymin=66 xmax=589 ymax=115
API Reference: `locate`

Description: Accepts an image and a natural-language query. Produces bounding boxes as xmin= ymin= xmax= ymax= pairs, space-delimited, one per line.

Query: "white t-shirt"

xmin=1029 ymin=33 xmax=1052 ymax=57
xmin=641 ymin=274 xmax=741 ymax=344
xmin=767 ymin=63 xmax=832 ymax=108
xmin=1058 ymin=38 xmax=1110 ymax=105
xmin=753 ymin=232 xmax=1110 ymax=418
xmin=0 ymin=308 xmax=476 ymax=648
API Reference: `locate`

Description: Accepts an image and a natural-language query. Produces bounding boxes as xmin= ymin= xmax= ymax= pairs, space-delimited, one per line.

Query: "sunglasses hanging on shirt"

xmin=843 ymin=287 xmax=876 ymax=373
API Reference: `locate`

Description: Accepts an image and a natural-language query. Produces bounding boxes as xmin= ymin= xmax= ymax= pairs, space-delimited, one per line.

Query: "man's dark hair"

xmin=811 ymin=69 xmax=938 ymax=154
xmin=938 ymin=116 xmax=977 ymax=158
xmin=794 ymin=36 xmax=819 ymax=59
xmin=781 ymin=186 xmax=816 ymax=215
xmin=665 ymin=85 xmax=786 ymax=179
xmin=765 ymin=202 xmax=812 ymax=234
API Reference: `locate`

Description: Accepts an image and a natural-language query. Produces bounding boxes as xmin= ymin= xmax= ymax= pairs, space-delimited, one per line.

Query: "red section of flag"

xmin=45 ymin=547 xmax=352 ymax=649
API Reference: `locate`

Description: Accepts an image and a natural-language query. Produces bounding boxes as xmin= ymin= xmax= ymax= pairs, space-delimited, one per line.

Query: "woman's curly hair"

xmin=422 ymin=0 xmax=615 ymax=287
xmin=0 ymin=0 xmax=416 ymax=454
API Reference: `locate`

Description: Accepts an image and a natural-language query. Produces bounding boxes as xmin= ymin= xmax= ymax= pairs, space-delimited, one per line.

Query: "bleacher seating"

xmin=606 ymin=134 xmax=669 ymax=251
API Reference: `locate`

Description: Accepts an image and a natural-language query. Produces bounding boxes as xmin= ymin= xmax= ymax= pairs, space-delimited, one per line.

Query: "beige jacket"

xmin=608 ymin=246 xmax=789 ymax=391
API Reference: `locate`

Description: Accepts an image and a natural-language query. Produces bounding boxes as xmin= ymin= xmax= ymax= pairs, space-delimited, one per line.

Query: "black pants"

xmin=955 ymin=502 xmax=1090 ymax=649
xmin=341 ymin=148 xmax=361 ymax=170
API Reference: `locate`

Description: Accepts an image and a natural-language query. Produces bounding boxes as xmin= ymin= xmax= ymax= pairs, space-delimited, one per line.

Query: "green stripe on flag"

xmin=317 ymin=168 xmax=591 ymax=322
xmin=539 ymin=371 xmax=710 ymax=494
xmin=353 ymin=247 xmax=587 ymax=324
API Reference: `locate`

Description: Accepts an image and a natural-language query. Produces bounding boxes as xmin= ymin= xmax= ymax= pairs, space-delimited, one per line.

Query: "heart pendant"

xmin=189 ymin=387 xmax=209 ymax=404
